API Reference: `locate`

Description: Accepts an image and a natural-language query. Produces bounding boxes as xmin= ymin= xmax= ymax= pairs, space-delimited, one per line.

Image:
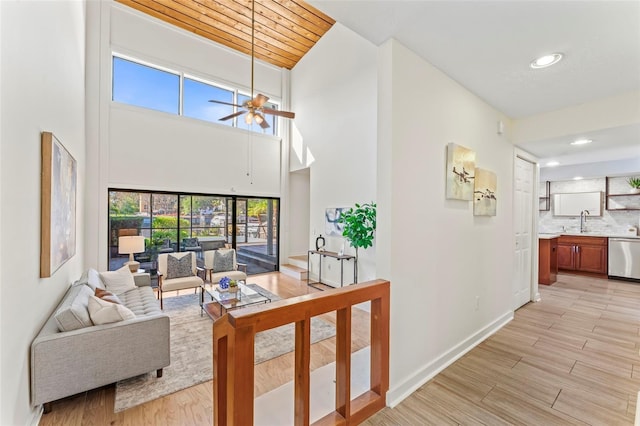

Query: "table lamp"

xmin=118 ymin=235 xmax=145 ymax=272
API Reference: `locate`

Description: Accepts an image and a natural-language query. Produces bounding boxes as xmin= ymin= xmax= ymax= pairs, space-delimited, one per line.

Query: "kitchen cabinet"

xmin=557 ymin=235 xmax=608 ymax=277
xmin=538 ymin=237 xmax=558 ymax=285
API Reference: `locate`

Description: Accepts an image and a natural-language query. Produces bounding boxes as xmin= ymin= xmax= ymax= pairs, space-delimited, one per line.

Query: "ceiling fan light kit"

xmin=208 ymin=0 xmax=295 ymax=128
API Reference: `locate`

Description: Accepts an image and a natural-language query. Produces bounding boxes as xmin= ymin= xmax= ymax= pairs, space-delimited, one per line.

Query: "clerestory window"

xmin=111 ymin=54 xmax=280 ymax=136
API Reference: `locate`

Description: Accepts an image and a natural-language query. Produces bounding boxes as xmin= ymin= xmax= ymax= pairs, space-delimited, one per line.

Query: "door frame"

xmin=514 ymin=148 xmax=541 ymax=305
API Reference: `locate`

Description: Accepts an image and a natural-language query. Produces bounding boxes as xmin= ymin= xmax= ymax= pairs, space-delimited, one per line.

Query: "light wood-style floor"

xmin=40 ymin=273 xmax=640 ymax=425
xmin=365 ymin=273 xmax=640 ymax=425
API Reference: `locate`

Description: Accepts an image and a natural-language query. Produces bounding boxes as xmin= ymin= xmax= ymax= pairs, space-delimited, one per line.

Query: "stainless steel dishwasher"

xmin=609 ymin=238 xmax=640 ymax=281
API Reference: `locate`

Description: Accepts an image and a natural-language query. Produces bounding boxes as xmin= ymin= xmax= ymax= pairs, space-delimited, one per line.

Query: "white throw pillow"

xmin=100 ymin=265 xmax=136 ymax=295
xmin=88 ymin=295 xmax=135 ymax=325
xmin=87 ymin=268 xmax=106 ymax=291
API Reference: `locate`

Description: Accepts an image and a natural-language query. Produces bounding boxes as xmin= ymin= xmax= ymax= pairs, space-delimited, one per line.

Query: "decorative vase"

xmin=629 ymin=188 xmax=640 ymax=194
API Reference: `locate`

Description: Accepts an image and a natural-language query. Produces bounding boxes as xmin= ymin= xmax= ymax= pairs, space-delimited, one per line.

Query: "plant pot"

xmin=629 ymin=188 xmax=640 ymax=194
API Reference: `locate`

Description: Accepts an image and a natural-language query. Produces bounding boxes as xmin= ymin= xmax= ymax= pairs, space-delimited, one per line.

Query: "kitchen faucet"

xmin=580 ymin=210 xmax=590 ymax=233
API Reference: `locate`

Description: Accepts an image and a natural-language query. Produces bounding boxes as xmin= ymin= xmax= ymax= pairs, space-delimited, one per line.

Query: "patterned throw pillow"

xmin=166 ymin=253 xmax=194 ymax=279
xmin=213 ymin=250 xmax=234 ymax=272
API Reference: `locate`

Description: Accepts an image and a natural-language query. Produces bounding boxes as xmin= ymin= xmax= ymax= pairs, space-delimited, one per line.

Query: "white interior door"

xmin=514 ymin=157 xmax=535 ymax=309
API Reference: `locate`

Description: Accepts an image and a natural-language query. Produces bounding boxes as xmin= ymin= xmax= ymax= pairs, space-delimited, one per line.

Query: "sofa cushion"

xmin=213 ymin=249 xmax=234 ymax=272
xmin=95 ymin=288 xmax=122 ymax=304
xmin=166 ymin=252 xmax=194 ymax=279
xmin=100 ymin=265 xmax=137 ymax=295
xmin=88 ymin=295 xmax=135 ymax=325
xmin=54 ymin=285 xmax=94 ymax=332
xmin=119 ymin=286 xmax=162 ymax=316
xmin=161 ymin=275 xmax=203 ymax=292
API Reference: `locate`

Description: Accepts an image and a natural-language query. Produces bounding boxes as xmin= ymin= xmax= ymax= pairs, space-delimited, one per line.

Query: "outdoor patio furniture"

xmin=182 ymin=237 xmax=202 ymax=258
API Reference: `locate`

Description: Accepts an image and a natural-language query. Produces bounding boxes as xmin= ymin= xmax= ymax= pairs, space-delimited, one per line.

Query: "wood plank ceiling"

xmin=116 ymin=0 xmax=336 ymax=70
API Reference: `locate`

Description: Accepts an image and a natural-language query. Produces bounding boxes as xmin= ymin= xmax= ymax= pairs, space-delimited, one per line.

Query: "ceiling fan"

xmin=208 ymin=0 xmax=296 ymax=129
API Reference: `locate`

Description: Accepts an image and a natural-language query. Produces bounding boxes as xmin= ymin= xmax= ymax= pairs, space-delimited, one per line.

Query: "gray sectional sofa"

xmin=31 ymin=270 xmax=170 ymax=412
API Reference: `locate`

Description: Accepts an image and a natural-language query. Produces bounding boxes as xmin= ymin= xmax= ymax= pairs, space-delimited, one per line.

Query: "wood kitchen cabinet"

xmin=557 ymin=235 xmax=608 ymax=277
xmin=539 ymin=237 xmax=558 ymax=285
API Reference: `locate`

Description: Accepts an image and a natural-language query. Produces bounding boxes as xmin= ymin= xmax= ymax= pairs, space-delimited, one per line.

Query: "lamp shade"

xmin=118 ymin=236 xmax=145 ymax=254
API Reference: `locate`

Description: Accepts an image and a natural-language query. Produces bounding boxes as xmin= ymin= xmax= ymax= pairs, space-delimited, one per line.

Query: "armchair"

xmin=182 ymin=237 xmax=203 ymax=258
xmin=203 ymin=249 xmax=247 ymax=284
xmin=157 ymin=252 xmax=204 ymax=309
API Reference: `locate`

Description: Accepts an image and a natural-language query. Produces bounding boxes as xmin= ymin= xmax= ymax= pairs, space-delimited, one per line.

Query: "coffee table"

xmin=200 ymin=281 xmax=271 ymax=319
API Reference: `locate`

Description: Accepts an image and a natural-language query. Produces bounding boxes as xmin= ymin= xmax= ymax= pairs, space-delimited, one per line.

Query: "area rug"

xmin=113 ymin=285 xmax=336 ymax=412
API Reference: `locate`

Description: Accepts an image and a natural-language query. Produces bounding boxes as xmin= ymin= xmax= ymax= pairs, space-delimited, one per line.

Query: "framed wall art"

xmin=325 ymin=207 xmax=346 ymax=236
xmin=473 ymin=168 xmax=497 ymax=216
xmin=446 ymin=143 xmax=476 ymax=200
xmin=41 ymin=131 xmax=77 ymax=277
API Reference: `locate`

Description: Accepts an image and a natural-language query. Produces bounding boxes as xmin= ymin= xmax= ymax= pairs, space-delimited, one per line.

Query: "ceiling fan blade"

xmin=253 ymin=94 xmax=269 ymax=107
xmin=209 ymin=99 xmax=242 ymax=107
xmin=219 ymin=110 xmax=246 ymax=121
xmin=255 ymin=113 xmax=270 ymax=129
xmin=262 ymin=108 xmax=295 ymax=119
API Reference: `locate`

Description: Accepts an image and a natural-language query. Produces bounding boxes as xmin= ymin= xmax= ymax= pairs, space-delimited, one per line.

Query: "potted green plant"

xmin=627 ymin=177 xmax=640 ymax=194
xmin=338 ymin=202 xmax=376 ymax=283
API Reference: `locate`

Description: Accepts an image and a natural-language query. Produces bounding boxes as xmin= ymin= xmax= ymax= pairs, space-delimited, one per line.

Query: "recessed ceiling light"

xmin=573 ymin=176 xmax=583 ymax=180
xmin=546 ymin=161 xmax=560 ymax=167
xmin=530 ymin=53 xmax=563 ymax=69
xmin=571 ymin=139 xmax=592 ymax=146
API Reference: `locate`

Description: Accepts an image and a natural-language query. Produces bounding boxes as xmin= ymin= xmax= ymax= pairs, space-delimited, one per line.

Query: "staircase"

xmin=280 ymin=254 xmax=308 ymax=280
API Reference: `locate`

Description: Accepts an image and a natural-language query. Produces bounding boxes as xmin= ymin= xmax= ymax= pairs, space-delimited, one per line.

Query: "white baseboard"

xmin=29 ymin=405 xmax=43 ymax=426
xmin=386 ymin=310 xmax=514 ymax=407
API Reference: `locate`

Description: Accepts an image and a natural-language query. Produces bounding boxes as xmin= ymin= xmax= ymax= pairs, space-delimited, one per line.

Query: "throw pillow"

xmin=54 ymin=285 xmax=94 ymax=332
xmin=87 ymin=295 xmax=135 ymax=325
xmin=87 ymin=268 xmax=106 ymax=291
xmin=213 ymin=249 xmax=234 ymax=272
xmin=99 ymin=265 xmax=137 ymax=295
xmin=166 ymin=253 xmax=194 ymax=279
xmin=95 ymin=288 xmax=123 ymax=304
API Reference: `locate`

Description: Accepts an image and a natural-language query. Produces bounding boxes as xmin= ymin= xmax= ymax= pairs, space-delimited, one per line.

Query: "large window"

xmin=108 ymin=190 xmax=279 ymax=276
xmin=183 ymin=77 xmax=234 ymax=125
xmin=112 ymin=54 xmax=281 ymax=136
xmin=112 ymin=57 xmax=180 ymax=114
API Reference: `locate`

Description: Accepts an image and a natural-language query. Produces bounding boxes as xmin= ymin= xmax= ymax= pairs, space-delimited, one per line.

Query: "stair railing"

xmin=213 ymin=279 xmax=390 ymax=426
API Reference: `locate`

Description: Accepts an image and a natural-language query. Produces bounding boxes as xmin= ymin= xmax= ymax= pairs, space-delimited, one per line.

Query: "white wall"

xmin=513 ymin=91 xmax=640 ymax=144
xmin=109 ymin=105 xmax=281 ymax=195
xmin=288 ymin=169 xmax=310 ymax=256
xmin=0 ymin=2 xmax=86 ymax=424
xmin=377 ymin=39 xmax=515 ymax=405
xmin=291 ymin=23 xmax=378 ymax=285
xmin=541 ymin=157 xmax=640 ymax=181
xmin=86 ymin=3 xmax=286 ymax=270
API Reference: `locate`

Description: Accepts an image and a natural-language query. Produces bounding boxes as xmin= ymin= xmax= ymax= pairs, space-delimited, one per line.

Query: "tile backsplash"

xmin=539 ymin=177 xmax=640 ymax=236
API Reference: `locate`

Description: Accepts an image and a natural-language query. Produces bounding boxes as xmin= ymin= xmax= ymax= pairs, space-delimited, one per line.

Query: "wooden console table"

xmin=307 ymin=250 xmax=357 ymax=290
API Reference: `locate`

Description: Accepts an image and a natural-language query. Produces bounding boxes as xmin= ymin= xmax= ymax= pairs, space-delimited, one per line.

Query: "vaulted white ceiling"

xmin=309 ymin=0 xmax=640 ymax=165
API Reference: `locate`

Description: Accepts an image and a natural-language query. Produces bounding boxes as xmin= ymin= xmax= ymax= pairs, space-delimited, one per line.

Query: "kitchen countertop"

xmin=539 ymin=232 xmax=640 ymax=240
